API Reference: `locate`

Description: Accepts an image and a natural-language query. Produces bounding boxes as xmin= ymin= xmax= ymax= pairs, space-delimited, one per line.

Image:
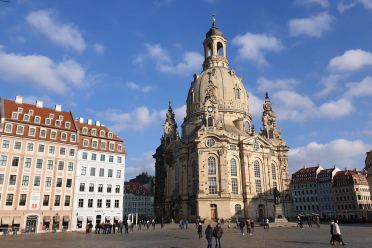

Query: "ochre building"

xmin=154 ymin=21 xmax=291 ymax=222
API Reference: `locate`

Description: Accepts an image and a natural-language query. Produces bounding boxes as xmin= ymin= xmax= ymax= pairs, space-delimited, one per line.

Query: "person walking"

xmin=239 ymin=219 xmax=245 ymax=235
xmin=333 ymin=220 xmax=347 ymax=246
xmin=246 ymin=219 xmax=251 ymax=235
xmin=197 ymin=223 xmax=203 ymax=239
xmin=264 ymin=218 xmax=270 ymax=229
xmin=205 ymin=224 xmax=213 ymax=248
xmin=330 ymin=220 xmax=335 ymax=245
xmin=124 ymin=220 xmax=129 ymax=234
xmin=250 ymin=219 xmax=255 ymax=235
xmin=213 ymin=223 xmax=223 ymax=248
xmin=307 ymin=217 xmax=312 ymax=228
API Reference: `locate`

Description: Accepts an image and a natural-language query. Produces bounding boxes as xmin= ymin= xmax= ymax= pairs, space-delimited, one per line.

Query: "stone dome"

xmin=186 ymin=66 xmax=250 ymax=118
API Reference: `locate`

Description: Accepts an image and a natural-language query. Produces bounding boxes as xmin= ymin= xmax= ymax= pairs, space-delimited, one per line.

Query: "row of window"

xmin=293 ymin=189 xmax=318 ymax=195
xmin=4 ymin=123 xmax=76 ymax=142
xmin=2 ymin=140 xmax=76 ymax=156
xmin=0 ymin=174 xmax=72 ymax=188
xmin=295 ymin=205 xmax=320 ymax=211
xmin=11 ymin=110 xmax=68 ymax=126
xmin=336 ymin=204 xmax=372 ymax=210
xmin=81 ymin=152 xmax=123 ymax=163
xmin=80 ymin=167 xmax=122 ymax=178
xmin=294 ymin=196 xmax=319 ymax=203
xmin=78 ymin=198 xmax=120 ymax=208
xmin=79 ymin=183 xmax=121 ymax=194
xmin=81 ymin=127 xmax=113 ymax=138
xmin=3 ymin=193 xmax=71 ymax=207
xmin=0 ymin=156 xmax=74 ymax=172
xmin=81 ymin=139 xmax=122 ymax=152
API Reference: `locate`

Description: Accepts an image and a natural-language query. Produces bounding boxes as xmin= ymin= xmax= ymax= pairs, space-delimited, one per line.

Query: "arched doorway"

xmin=210 ymin=204 xmax=217 ymax=221
xmin=25 ymin=215 xmax=38 ymax=233
xmin=258 ymin=204 xmax=265 ymax=221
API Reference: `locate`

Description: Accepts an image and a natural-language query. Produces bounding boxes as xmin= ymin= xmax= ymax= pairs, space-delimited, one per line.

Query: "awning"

xmin=63 ymin=216 xmax=70 ymax=222
xmin=13 ymin=216 xmax=21 ymax=225
xmin=105 ymin=216 xmax=112 ymax=221
xmin=1 ymin=216 xmax=11 ymax=225
xmin=53 ymin=216 xmax=60 ymax=222
xmin=114 ymin=216 xmax=120 ymax=221
xmin=43 ymin=216 xmax=51 ymax=222
xmin=77 ymin=216 xmax=83 ymax=222
xmin=86 ymin=216 xmax=93 ymax=221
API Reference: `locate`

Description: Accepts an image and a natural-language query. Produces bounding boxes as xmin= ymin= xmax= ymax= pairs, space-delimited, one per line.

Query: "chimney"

xmin=15 ymin=96 xmax=23 ymax=104
xmin=55 ymin=104 xmax=62 ymax=112
xmin=88 ymin=119 xmax=92 ymax=125
xmin=96 ymin=121 xmax=100 ymax=126
xmin=36 ymin=100 xmax=43 ymax=108
xmin=78 ymin=117 xmax=84 ymax=123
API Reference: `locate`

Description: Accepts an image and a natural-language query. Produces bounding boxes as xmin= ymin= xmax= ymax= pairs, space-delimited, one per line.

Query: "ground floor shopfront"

xmin=71 ymin=210 xmax=123 ymax=231
xmin=0 ymin=211 xmax=72 ymax=233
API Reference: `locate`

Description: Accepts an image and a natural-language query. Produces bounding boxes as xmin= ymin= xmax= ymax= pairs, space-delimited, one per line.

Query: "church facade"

xmin=153 ymin=21 xmax=291 ymax=222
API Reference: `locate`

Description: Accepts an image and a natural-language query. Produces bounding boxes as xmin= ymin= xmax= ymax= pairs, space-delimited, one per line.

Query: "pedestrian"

xmin=264 ymin=218 xmax=270 ymax=229
xmin=185 ymin=219 xmax=189 ymax=230
xmin=315 ymin=216 xmax=320 ymax=228
xmin=197 ymin=222 xmax=203 ymax=238
xmin=85 ymin=223 xmax=89 ymax=234
xmin=333 ymin=220 xmax=347 ymax=246
xmin=213 ymin=223 xmax=223 ymax=248
xmin=330 ymin=220 xmax=335 ymax=245
xmin=239 ymin=219 xmax=245 ymax=235
xmin=307 ymin=217 xmax=312 ymax=228
xmin=161 ymin=218 xmax=164 ymax=229
xmin=152 ymin=219 xmax=156 ymax=230
xmin=119 ymin=221 xmax=123 ymax=233
xmin=205 ymin=224 xmax=213 ymax=248
xmin=250 ymin=219 xmax=255 ymax=235
xmin=125 ymin=220 xmax=129 ymax=234
xmin=246 ymin=219 xmax=251 ymax=235
xmin=112 ymin=222 xmax=116 ymax=234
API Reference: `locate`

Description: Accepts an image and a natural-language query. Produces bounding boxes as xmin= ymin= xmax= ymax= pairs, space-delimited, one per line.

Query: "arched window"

xmin=268 ymin=130 xmax=274 ymax=139
xmin=207 ymin=117 xmax=213 ymax=127
xmin=230 ymin=158 xmax=237 ymax=176
xmin=192 ymin=161 xmax=197 ymax=178
xmin=244 ymin=121 xmax=251 ymax=133
xmin=254 ymin=160 xmax=261 ymax=178
xmin=82 ymin=127 xmax=88 ymax=135
xmin=235 ymin=88 xmax=240 ymax=99
xmin=217 ymin=42 xmax=224 ymax=56
xmin=208 ymin=157 xmax=216 ymax=175
xmin=207 ymin=43 xmax=213 ymax=57
xmin=271 ymin=164 xmax=277 ymax=180
xmin=235 ymin=204 xmax=242 ymax=214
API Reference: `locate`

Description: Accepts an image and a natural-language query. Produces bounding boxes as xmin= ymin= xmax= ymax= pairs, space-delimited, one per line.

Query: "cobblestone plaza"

xmin=1 ymin=224 xmax=371 ymax=248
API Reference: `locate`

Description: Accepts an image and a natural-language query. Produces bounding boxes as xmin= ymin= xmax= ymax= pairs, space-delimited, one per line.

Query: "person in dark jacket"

xmin=197 ymin=223 xmax=203 ymax=238
xmin=330 ymin=220 xmax=335 ymax=245
xmin=213 ymin=224 xmax=223 ymax=248
xmin=205 ymin=224 xmax=213 ymax=248
xmin=239 ymin=220 xmax=245 ymax=235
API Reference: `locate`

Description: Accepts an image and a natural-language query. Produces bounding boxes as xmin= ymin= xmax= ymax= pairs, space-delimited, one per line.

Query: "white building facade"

xmin=71 ymin=118 xmax=125 ymax=231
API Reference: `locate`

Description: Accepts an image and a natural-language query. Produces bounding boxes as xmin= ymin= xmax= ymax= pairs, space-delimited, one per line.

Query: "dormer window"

xmin=34 ymin=116 xmax=41 ymax=124
xmin=29 ymin=110 xmax=34 ymax=115
xmin=59 ymin=115 xmax=63 ymax=120
xmin=23 ymin=114 xmax=30 ymax=122
xmin=50 ymin=130 xmax=57 ymax=139
xmin=49 ymin=114 xmax=54 ymax=119
xmin=70 ymin=134 xmax=76 ymax=142
xmin=61 ymin=132 xmax=67 ymax=141
xmin=83 ymin=139 xmax=89 ymax=147
xmin=11 ymin=112 xmax=18 ymax=119
xmin=16 ymin=125 xmax=24 ymax=135
xmin=118 ymin=144 xmax=122 ymax=151
xmin=91 ymin=129 xmax=97 ymax=136
xmin=100 ymin=130 xmax=105 ymax=137
xmin=101 ymin=141 xmax=106 ymax=150
xmin=108 ymin=132 xmax=113 ymax=138
xmin=45 ymin=118 xmax=51 ymax=125
xmin=82 ymin=127 xmax=88 ymax=135
xmin=17 ymin=107 xmax=23 ymax=113
xmin=5 ymin=123 xmax=13 ymax=133
xmin=109 ymin=142 xmax=115 ymax=151
xmin=55 ymin=120 xmax=61 ymax=127
xmin=92 ymin=140 xmax=98 ymax=148
xmin=65 ymin=122 xmax=71 ymax=129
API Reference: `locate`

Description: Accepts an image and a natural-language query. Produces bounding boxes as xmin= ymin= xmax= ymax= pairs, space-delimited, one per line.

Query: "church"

xmin=153 ymin=20 xmax=291 ymax=222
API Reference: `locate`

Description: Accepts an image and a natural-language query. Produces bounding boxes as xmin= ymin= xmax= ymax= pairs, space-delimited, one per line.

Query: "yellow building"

xmin=154 ymin=21 xmax=291 ymax=222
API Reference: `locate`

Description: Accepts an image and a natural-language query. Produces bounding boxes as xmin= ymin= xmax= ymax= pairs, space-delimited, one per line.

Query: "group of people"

xmin=237 ymin=219 xmax=255 ymax=235
xmin=92 ymin=219 xmax=160 ymax=234
xmin=179 ymin=219 xmax=189 ymax=229
xmin=204 ymin=223 xmax=223 ymax=248
xmin=330 ymin=220 xmax=347 ymax=246
xmin=296 ymin=215 xmax=321 ymax=228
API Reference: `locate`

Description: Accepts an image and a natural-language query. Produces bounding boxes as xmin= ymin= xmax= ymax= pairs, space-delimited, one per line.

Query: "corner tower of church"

xmin=154 ymin=19 xmax=291 ymax=222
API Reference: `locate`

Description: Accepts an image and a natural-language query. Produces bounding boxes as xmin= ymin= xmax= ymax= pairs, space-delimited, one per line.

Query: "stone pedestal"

xmin=270 ymin=204 xmax=297 ymax=227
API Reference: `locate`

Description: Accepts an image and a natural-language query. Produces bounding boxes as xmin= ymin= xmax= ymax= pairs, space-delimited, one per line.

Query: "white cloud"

xmin=26 ymin=9 xmax=86 ymax=52
xmin=289 ymin=139 xmax=371 ymax=173
xmin=0 ymin=48 xmax=85 ymax=94
xmin=134 ymin=43 xmax=202 ymax=75
xmin=289 ymin=12 xmax=333 ymax=38
xmin=318 ymin=98 xmax=354 ymax=117
xmin=93 ymin=43 xmax=105 ymax=54
xmin=358 ymin=0 xmax=372 ymax=9
xmin=248 ymin=92 xmax=263 ymax=118
xmin=328 ymin=49 xmax=372 ymax=72
xmin=159 ymin=51 xmax=203 ymax=75
xmin=232 ymin=32 xmax=283 ymax=65
xmin=126 ymin=81 xmax=152 ymax=93
xmin=317 ymin=74 xmax=343 ymax=97
xmin=337 ymin=1 xmax=357 ymax=13
xmin=345 ymin=76 xmax=372 ymax=99
xmin=256 ymin=77 xmax=298 ymax=93
xmin=126 ymin=151 xmax=155 ymax=180
xmin=296 ymin=0 xmax=329 ymax=8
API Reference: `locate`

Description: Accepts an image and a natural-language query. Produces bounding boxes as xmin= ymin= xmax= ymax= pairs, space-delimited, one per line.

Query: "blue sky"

xmin=1 ymin=0 xmax=372 ymax=180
